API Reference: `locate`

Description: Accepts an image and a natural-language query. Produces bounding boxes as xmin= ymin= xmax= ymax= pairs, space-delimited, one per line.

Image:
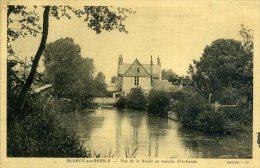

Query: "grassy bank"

xmin=7 ymin=96 xmax=91 ymax=157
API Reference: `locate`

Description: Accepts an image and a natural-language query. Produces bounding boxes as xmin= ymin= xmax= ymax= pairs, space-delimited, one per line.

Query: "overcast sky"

xmin=12 ymin=0 xmax=258 ymax=83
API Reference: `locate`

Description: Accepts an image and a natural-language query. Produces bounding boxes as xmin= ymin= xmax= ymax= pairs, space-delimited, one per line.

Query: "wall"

xmin=94 ymin=97 xmax=119 ymax=105
xmin=122 ymin=76 xmax=151 ymax=95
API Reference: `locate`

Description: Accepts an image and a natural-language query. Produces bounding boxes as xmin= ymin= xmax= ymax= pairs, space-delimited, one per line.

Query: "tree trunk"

xmin=17 ymin=6 xmax=50 ymax=112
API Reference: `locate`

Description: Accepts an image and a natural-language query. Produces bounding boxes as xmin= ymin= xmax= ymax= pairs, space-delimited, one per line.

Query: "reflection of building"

xmin=116 ymin=55 xmax=174 ymax=96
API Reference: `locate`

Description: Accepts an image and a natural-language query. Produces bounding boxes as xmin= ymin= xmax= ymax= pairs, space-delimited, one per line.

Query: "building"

xmin=116 ymin=55 xmax=174 ymax=96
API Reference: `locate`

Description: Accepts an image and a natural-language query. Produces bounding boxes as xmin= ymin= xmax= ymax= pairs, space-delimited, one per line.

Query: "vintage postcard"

xmin=0 ymin=0 xmax=260 ymax=168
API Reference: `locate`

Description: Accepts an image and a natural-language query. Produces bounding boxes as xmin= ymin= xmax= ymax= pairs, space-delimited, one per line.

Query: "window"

xmin=134 ymin=77 xmax=139 ymax=86
xmin=137 ymin=68 xmax=140 ymax=72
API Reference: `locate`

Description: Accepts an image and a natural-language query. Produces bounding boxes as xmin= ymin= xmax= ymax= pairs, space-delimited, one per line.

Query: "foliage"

xmin=7 ymin=96 xmax=89 ymax=157
xmin=218 ymin=106 xmax=252 ymax=125
xmin=110 ymin=76 xmax=117 ymax=84
xmin=221 ymin=106 xmax=253 ymax=136
xmin=162 ymin=69 xmax=191 ymax=86
xmin=196 ymin=110 xmax=225 ymax=134
xmin=94 ymin=72 xmax=107 ymax=97
xmin=43 ymin=37 xmax=105 ymax=109
xmin=162 ymin=69 xmax=178 ymax=82
xmin=171 ymin=87 xmax=208 ymax=128
xmin=126 ymin=88 xmax=146 ymax=110
xmin=147 ymin=90 xmax=171 ymax=117
xmin=7 ymin=5 xmax=41 ymax=55
xmin=8 ymin=5 xmax=134 ymax=55
xmin=7 ymin=5 xmax=134 ymax=157
xmin=115 ymin=96 xmax=127 ymax=109
xmin=171 ymin=87 xmax=252 ymax=136
xmin=213 ymin=87 xmax=242 ymax=105
xmin=188 ymin=25 xmax=253 ymax=104
xmin=7 ymin=56 xmax=43 ymax=118
xmin=223 ymin=120 xmax=252 ymax=136
xmin=8 ymin=5 xmax=134 ymax=112
xmin=189 ymin=39 xmax=248 ymax=98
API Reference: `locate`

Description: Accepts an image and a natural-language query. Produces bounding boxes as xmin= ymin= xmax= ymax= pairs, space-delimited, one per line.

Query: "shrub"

xmin=126 ymin=88 xmax=146 ymax=110
xmin=196 ymin=110 xmax=225 ymax=134
xmin=213 ymin=87 xmax=242 ymax=105
xmin=7 ymin=96 xmax=89 ymax=157
xmin=223 ymin=120 xmax=250 ymax=136
xmin=218 ymin=106 xmax=252 ymax=124
xmin=172 ymin=89 xmax=208 ymax=128
xmin=147 ymin=90 xmax=171 ymax=117
xmin=115 ymin=96 xmax=127 ymax=109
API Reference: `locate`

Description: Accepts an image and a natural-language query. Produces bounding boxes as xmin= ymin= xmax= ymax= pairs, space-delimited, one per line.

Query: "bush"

xmin=7 ymin=96 xmax=89 ymax=157
xmin=214 ymin=87 xmax=242 ymax=104
xmin=219 ymin=106 xmax=252 ymax=124
xmin=196 ymin=110 xmax=225 ymax=134
xmin=126 ymin=88 xmax=146 ymax=110
xmin=172 ymin=89 xmax=208 ymax=128
xmin=223 ymin=120 xmax=250 ymax=136
xmin=147 ymin=90 xmax=171 ymax=117
xmin=115 ymin=96 xmax=127 ymax=109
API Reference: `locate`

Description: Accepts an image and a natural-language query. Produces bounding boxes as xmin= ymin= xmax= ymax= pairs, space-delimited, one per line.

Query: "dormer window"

xmin=137 ymin=68 xmax=140 ymax=72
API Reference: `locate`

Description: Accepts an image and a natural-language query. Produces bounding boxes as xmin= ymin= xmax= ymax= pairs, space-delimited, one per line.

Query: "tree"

xmin=239 ymin=24 xmax=253 ymax=103
xmin=162 ymin=69 xmax=191 ymax=86
xmin=127 ymin=88 xmax=146 ymax=110
xmin=162 ymin=69 xmax=178 ymax=82
xmin=188 ymin=38 xmax=251 ymax=102
xmin=110 ymin=76 xmax=117 ymax=84
xmin=43 ymin=38 xmax=96 ymax=108
xmin=94 ymin=72 xmax=107 ymax=97
xmin=8 ymin=5 xmax=134 ymax=111
xmin=147 ymin=90 xmax=170 ymax=117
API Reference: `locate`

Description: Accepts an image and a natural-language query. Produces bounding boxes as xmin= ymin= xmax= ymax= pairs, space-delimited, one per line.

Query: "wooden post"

xmin=208 ymin=93 xmax=212 ymax=105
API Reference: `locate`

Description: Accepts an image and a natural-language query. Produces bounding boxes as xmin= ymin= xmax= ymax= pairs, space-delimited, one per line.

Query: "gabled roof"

xmin=118 ymin=59 xmax=160 ymax=78
xmin=122 ymin=59 xmax=150 ymax=77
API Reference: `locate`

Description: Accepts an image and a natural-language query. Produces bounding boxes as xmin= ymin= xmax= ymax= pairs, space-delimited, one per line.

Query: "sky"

xmin=12 ymin=0 xmax=258 ymax=83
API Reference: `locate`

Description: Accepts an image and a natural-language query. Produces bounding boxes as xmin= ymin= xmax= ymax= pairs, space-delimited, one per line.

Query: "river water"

xmin=69 ymin=108 xmax=252 ymax=158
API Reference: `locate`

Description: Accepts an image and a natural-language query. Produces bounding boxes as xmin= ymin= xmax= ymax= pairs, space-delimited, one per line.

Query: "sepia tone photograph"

xmin=2 ymin=0 xmax=259 ymax=164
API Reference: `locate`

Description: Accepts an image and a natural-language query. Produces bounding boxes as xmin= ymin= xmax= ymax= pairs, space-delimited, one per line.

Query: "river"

xmin=69 ymin=108 xmax=252 ymax=158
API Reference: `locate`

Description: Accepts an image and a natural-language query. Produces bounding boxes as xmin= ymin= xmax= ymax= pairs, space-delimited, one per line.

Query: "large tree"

xmin=188 ymin=35 xmax=253 ymax=103
xmin=8 ymin=5 xmax=134 ymax=111
xmin=43 ymin=38 xmax=96 ymax=108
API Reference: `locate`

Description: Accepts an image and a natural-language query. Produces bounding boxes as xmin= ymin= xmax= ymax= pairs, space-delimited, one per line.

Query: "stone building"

xmin=116 ymin=55 xmax=174 ymax=96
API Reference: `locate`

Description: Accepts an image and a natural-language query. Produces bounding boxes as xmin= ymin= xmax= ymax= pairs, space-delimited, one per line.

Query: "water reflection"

xmin=69 ymin=108 xmax=252 ymax=158
xmin=176 ymin=126 xmax=252 ymax=158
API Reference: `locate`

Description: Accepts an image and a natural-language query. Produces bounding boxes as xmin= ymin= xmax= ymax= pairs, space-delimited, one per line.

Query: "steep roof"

xmin=123 ymin=59 xmax=150 ymax=77
xmin=118 ymin=59 xmax=160 ymax=78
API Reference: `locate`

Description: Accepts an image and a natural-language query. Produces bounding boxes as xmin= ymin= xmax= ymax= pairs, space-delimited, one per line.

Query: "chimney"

xmin=157 ymin=55 xmax=161 ymax=66
xmin=150 ymin=56 xmax=153 ymax=84
xmin=118 ymin=54 xmax=123 ymax=65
